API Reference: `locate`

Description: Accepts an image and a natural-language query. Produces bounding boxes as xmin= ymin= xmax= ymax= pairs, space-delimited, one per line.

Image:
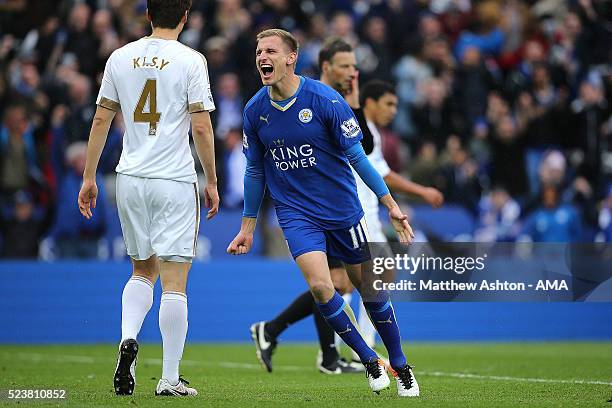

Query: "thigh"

xmin=116 ymin=174 xmax=154 ymax=260
xmin=280 ymin=216 xmax=326 ymax=260
xmin=148 ymin=179 xmax=199 ymax=260
xmin=295 ymin=251 xmax=335 ymax=302
xmin=326 ymin=215 xmax=371 ymax=265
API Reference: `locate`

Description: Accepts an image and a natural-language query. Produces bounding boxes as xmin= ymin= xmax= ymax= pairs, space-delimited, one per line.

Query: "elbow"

xmin=92 ymin=116 xmax=107 ymax=127
xmin=191 ymin=124 xmax=209 ymax=137
xmin=192 ymin=126 xmax=213 ymax=144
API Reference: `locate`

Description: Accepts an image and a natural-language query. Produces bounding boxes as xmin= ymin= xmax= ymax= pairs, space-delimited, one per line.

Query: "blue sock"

xmin=364 ymin=298 xmax=407 ymax=369
xmin=317 ymin=291 xmax=377 ymax=363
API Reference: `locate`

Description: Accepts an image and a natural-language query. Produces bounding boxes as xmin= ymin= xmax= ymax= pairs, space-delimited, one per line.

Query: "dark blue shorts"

xmin=279 ymin=213 xmax=371 ymax=265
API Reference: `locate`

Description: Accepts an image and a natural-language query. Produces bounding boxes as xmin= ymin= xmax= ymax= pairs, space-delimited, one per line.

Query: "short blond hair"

xmin=256 ymin=28 xmax=299 ymax=54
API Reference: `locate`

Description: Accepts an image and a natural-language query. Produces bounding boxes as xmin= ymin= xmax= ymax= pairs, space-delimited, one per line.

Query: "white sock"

xmin=121 ymin=276 xmax=154 ymax=342
xmin=159 ymin=291 xmax=188 ymax=385
xmin=335 ymin=293 xmax=353 ymax=349
xmin=352 ymin=300 xmax=377 ymax=361
xmin=358 ymin=300 xmax=376 ymax=347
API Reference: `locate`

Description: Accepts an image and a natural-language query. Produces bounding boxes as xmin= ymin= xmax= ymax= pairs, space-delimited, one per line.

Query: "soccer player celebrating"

xmin=227 ymin=29 xmax=419 ymax=397
xmin=77 ymin=0 xmax=218 ymax=397
xmin=250 ymin=39 xmax=443 ymax=378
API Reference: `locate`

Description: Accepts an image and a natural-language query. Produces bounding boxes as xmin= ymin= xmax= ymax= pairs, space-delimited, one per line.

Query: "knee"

xmin=132 ymin=262 xmax=158 ymax=284
xmin=161 ymin=280 xmax=186 ymax=294
xmin=309 ymin=280 xmax=335 ymax=303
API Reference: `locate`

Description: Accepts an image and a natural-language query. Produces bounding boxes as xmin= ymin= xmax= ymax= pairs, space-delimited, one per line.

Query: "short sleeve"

xmin=324 ymin=97 xmax=363 ymax=151
xmin=187 ymin=53 xmax=215 ymax=113
xmin=96 ymin=53 xmax=120 ymax=111
xmin=242 ymin=110 xmax=265 ymax=162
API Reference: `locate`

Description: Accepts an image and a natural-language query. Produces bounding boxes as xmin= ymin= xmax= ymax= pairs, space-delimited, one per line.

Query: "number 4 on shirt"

xmin=134 ymin=79 xmax=161 ymax=136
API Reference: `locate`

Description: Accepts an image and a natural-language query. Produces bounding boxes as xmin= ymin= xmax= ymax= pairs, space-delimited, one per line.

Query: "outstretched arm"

xmin=78 ymin=105 xmax=115 ymax=219
xmin=384 ymin=171 xmax=444 ymax=208
xmin=227 ymin=159 xmax=265 ymax=255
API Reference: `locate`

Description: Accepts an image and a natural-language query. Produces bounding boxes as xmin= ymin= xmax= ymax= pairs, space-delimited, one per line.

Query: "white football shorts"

xmin=116 ymin=173 xmax=200 ymax=262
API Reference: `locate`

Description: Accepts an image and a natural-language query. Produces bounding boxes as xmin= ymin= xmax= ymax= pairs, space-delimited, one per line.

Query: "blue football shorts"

xmin=278 ymin=211 xmax=371 ymax=265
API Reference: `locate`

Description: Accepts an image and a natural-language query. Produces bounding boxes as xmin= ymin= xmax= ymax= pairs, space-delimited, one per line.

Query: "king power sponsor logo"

xmin=269 ymin=140 xmax=317 ymax=171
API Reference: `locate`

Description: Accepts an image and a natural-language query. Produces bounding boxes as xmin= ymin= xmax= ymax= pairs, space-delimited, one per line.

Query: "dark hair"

xmin=318 ymin=37 xmax=352 ymax=71
xmin=360 ymin=80 xmax=395 ymax=105
xmin=147 ymin=0 xmax=192 ymax=29
xmin=2 ymin=102 xmax=28 ymax=122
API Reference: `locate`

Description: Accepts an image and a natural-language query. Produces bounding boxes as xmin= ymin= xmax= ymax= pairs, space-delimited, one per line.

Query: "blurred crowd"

xmin=0 ymin=0 xmax=611 ymax=258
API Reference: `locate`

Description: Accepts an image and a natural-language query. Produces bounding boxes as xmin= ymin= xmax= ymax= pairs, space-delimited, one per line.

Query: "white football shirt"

xmin=97 ymin=37 xmax=215 ymax=183
xmin=353 ymin=119 xmax=391 ymax=219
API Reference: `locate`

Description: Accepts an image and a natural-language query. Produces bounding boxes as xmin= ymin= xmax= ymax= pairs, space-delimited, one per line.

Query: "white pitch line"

xmin=3 ymin=352 xmax=303 ymax=371
xmin=4 ymin=352 xmax=611 ymax=386
xmin=420 ymin=371 xmax=612 ymax=386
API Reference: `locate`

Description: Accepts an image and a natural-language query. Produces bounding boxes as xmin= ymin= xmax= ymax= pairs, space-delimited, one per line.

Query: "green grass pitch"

xmin=0 ymin=342 xmax=611 ymax=407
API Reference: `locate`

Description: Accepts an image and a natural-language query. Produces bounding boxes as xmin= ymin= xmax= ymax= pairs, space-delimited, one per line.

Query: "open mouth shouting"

xmin=259 ymin=63 xmax=274 ymax=81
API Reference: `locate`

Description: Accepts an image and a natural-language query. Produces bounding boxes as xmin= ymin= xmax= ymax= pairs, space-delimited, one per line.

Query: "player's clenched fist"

xmin=227 ymin=231 xmax=254 ymax=255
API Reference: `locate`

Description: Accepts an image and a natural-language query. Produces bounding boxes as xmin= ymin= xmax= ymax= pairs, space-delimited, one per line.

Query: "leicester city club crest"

xmin=298 ymin=108 xmax=313 ymax=123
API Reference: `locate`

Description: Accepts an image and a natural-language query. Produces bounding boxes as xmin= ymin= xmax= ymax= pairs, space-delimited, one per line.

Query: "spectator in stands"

xmin=47 ymin=142 xmax=109 ymax=258
xmin=550 ymin=12 xmax=586 ymax=85
xmin=359 ymin=16 xmax=392 ymax=81
xmin=423 ymin=36 xmax=456 ymax=75
xmin=63 ymin=75 xmax=95 ymax=145
xmin=412 ymin=77 xmax=458 ymax=150
xmin=569 ymin=73 xmax=610 ymax=193
xmin=489 ymin=115 xmax=528 ymax=198
xmin=516 ymin=63 xmax=569 ymax=195
xmin=454 ymin=46 xmax=493 ymax=132
xmin=64 ymin=3 xmax=97 ymax=77
xmin=439 ymin=141 xmax=481 ymax=214
xmin=0 ymin=104 xmax=42 ymax=197
xmin=179 ymin=10 xmax=204 ymax=50
xmin=0 ymin=190 xmax=43 ymax=258
xmin=505 ymin=39 xmax=547 ymax=98
xmin=597 ymin=184 xmax=612 ymax=242
xmin=454 ymin=1 xmax=505 ymax=60
xmin=329 ymin=12 xmax=358 ymax=47
xmin=475 ymin=186 xmax=521 ymax=242
xmin=91 ymin=8 xmax=119 ymax=65
xmin=204 ymin=36 xmax=236 ymax=90
xmin=215 ymin=72 xmax=243 ymax=139
xmin=407 ymin=140 xmax=441 ymax=189
xmin=392 ymin=38 xmax=433 ymax=139
xmin=223 ymin=128 xmax=246 ymax=209
xmin=520 ymin=183 xmax=582 ymax=242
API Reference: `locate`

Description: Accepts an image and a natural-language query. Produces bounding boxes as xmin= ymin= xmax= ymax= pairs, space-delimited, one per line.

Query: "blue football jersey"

xmin=243 ymin=77 xmax=364 ymax=229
